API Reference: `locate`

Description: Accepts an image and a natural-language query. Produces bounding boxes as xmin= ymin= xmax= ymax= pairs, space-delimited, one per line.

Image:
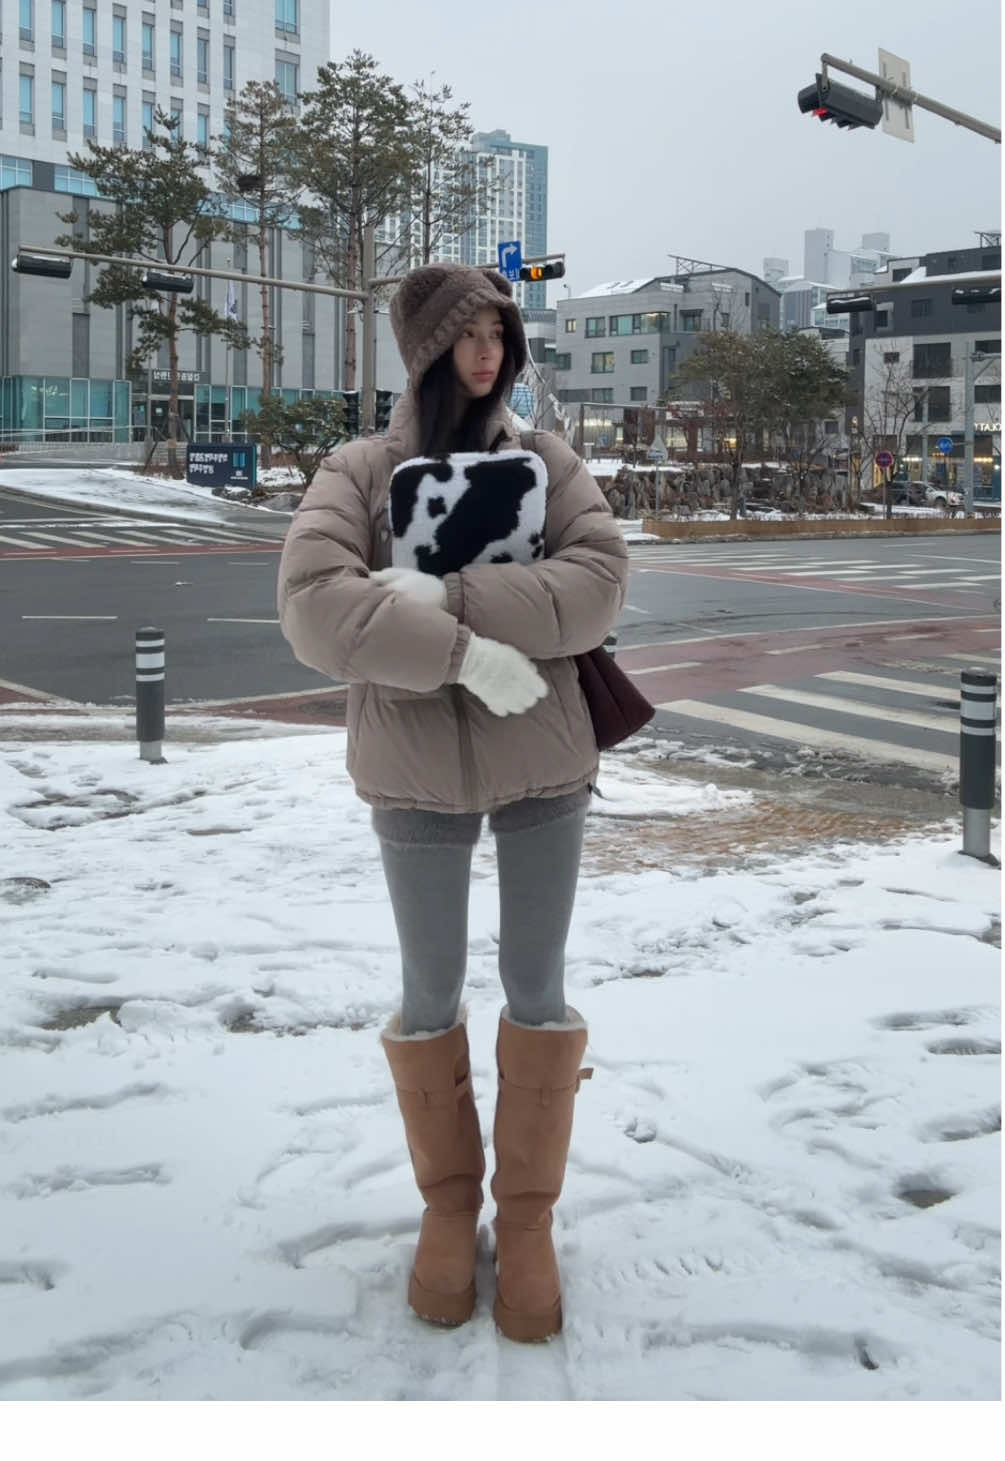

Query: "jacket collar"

xmin=384 ymin=389 xmax=522 ymax=462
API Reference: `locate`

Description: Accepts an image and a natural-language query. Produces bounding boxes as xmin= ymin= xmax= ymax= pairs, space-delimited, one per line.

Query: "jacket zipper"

xmin=453 ymin=686 xmax=477 ymax=808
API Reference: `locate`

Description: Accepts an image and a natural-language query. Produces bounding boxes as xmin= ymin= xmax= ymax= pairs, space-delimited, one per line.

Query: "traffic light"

xmin=797 ymin=74 xmax=883 ymax=130
xmin=825 ymin=294 xmax=875 ymax=314
xmin=141 ymin=268 xmax=194 ymax=293
xmin=375 ymin=390 xmax=393 ymax=432
xmin=519 ymin=261 xmax=565 ymax=282
xmin=11 ymin=250 xmax=73 ymax=279
xmin=341 ymin=390 xmax=359 ymax=437
xmin=952 ymin=285 xmax=1001 ymax=305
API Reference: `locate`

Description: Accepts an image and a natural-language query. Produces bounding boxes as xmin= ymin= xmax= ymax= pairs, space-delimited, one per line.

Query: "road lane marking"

xmin=738 ymin=683 xmax=956 ymax=732
xmin=206 ymin=617 xmax=281 ymax=624
xmin=631 ymin=660 xmax=703 ymax=675
xmin=0 ymin=675 xmax=72 ymax=701
xmin=941 ymin=652 xmax=1001 ymax=667
xmin=624 ymin=604 xmax=652 ymax=614
xmin=655 ymin=699 xmax=956 ymax=774
xmin=21 ymin=615 xmax=119 ymax=621
xmin=764 ymin=642 xmax=826 ymax=655
xmin=619 ymin=614 xmax=992 ymax=657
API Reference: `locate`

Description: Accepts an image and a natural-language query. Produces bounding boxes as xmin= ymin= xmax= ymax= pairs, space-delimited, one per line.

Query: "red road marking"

xmin=618 ymin=618 xmax=999 ymax=704
xmin=634 ymin=560 xmax=994 ymax=611
xmin=0 ymin=541 xmax=281 ymax=561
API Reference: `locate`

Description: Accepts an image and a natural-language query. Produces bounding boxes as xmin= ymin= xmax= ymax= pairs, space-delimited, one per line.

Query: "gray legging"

xmin=373 ymin=787 xmax=589 ymax=1034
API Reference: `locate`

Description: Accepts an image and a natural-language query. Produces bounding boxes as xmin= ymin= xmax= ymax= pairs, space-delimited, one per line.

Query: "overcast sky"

xmin=327 ymin=0 xmax=1001 ymax=298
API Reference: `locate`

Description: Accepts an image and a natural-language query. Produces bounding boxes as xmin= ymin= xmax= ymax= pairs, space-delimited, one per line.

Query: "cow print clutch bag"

xmin=388 ymin=450 xmax=547 ymax=577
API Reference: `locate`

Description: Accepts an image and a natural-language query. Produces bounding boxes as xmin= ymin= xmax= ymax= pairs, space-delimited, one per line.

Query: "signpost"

xmin=875 ymin=450 xmax=894 ymax=470
xmin=186 ymin=442 xmax=257 ymax=490
xmin=497 ymin=240 xmax=523 ymax=281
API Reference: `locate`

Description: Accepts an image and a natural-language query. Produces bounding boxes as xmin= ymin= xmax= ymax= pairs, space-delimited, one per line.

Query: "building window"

xmin=197 ymin=36 xmax=209 ymax=85
xmin=224 ymin=43 xmax=235 ymax=91
xmin=19 ymin=73 xmax=34 ymax=127
xmin=630 ymin=349 xmax=649 ymax=364
xmin=113 ymin=93 xmax=126 ymax=145
xmin=590 ymin=352 xmax=615 ymax=374
xmin=170 ymin=99 xmax=183 ymax=136
xmin=51 ymin=78 xmax=65 ymax=132
xmin=913 ymin=342 xmax=952 ymax=378
xmin=82 ymin=6 xmax=96 ymax=56
xmin=910 ymin=298 xmax=932 ymax=318
xmin=223 ymin=0 xmax=235 ymax=16
xmin=53 ymin=163 xmax=99 ymax=195
xmin=51 ymin=1 xmax=65 ymax=48
xmin=585 ymin=317 xmax=606 ymax=338
xmin=590 ymin=388 xmax=613 ymax=403
xmin=883 ymin=351 xmax=900 ymax=364
xmin=276 ymin=0 xmax=298 ymax=32
xmin=82 ymin=86 xmax=96 ymax=137
xmin=681 ymin=310 xmax=703 ymax=332
xmin=20 ymin=0 xmax=34 ymax=44
xmin=197 ymin=109 xmax=210 ymax=147
xmin=975 ymin=384 xmax=1001 ymax=404
xmin=976 ymin=339 xmax=1001 ymax=354
xmin=609 ymin=314 xmax=636 ymax=336
xmin=874 ymin=309 xmax=889 ymax=328
xmin=892 ymin=267 xmax=911 ymax=282
xmin=980 ymin=253 xmax=999 ymax=269
xmin=564 ymin=318 xmax=577 ymax=333
xmin=923 ymin=386 xmax=952 ymax=421
xmin=824 ymin=420 xmax=839 ymax=435
xmin=275 ymin=58 xmax=298 ymax=103
xmin=553 ymin=353 xmax=571 ymax=371
xmin=142 ymin=99 xmax=154 ymax=148
xmin=142 ymin=21 xmax=155 ymax=71
xmin=170 ymin=29 xmax=182 ymax=80
xmin=630 ymin=386 xmax=648 ymax=401
xmin=113 ymin=15 xmax=126 ymax=65
xmin=744 ymin=291 xmax=750 ymax=305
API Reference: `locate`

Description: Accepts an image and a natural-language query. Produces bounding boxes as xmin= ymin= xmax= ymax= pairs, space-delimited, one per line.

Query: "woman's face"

xmin=452 ymin=307 xmax=505 ymax=399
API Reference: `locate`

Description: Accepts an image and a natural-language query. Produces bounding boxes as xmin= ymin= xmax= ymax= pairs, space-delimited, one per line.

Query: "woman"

xmin=277 ymin=262 xmax=628 ymax=1342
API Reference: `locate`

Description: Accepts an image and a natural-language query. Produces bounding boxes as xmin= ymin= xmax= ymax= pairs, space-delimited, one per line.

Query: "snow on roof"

xmin=577 ymin=279 xmax=657 ymax=298
xmin=888 ymin=267 xmax=1001 ymax=288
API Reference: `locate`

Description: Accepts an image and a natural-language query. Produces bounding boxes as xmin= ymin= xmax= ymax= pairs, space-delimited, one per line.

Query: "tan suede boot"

xmin=491 ymin=1006 xmax=592 ymax=1342
xmin=381 ymin=1014 xmax=485 ymax=1326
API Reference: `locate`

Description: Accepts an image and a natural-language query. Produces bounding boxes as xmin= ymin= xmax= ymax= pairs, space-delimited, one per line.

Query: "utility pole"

xmin=362 ymin=224 xmax=377 ymax=436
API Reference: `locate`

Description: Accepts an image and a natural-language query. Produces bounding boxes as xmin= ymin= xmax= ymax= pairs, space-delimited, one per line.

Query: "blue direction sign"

xmin=936 ymin=436 xmax=954 ymax=454
xmin=497 ymin=240 xmax=522 ymax=281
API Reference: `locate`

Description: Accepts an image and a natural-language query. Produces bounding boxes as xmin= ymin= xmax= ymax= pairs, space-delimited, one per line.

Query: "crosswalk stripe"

xmin=941 ymin=652 xmax=1001 ymax=667
xmin=655 ymin=698 xmax=957 ymax=774
xmin=817 ymin=670 xmax=960 ymax=700
xmin=14 ymin=530 xmax=94 ymax=545
xmin=737 ymin=683 xmax=957 ymax=733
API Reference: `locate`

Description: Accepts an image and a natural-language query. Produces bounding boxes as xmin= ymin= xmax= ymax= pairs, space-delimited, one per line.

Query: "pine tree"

xmin=213 ymin=81 xmax=301 ymax=466
xmin=295 ymin=52 xmax=417 ymax=389
xmin=55 ymin=109 xmax=248 ymax=476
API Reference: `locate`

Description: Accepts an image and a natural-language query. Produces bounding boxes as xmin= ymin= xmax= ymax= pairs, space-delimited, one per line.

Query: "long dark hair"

xmin=418 ymin=332 xmax=519 ymax=457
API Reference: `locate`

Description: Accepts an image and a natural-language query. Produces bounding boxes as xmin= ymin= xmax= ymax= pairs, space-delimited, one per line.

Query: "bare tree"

xmin=862 ymin=358 xmax=928 ymax=518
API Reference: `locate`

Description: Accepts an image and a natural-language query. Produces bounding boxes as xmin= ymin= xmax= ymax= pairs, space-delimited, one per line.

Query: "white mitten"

xmin=370 ymin=566 xmax=447 ymax=609
xmin=457 ymin=633 xmax=547 ymax=717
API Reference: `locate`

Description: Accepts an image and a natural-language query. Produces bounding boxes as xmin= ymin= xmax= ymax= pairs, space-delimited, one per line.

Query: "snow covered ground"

xmin=0 ymin=726 xmax=999 ymax=1403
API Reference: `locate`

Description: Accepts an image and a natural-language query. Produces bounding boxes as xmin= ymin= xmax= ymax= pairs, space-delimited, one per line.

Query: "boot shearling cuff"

xmin=500 ymin=1005 xmax=587 ymax=1033
xmin=382 ymin=1006 xmax=468 ymax=1042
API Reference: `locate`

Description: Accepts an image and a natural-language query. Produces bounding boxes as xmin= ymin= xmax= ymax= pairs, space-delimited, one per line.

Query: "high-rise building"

xmin=0 ymin=2 xmax=333 ymax=444
xmin=463 ymin=130 xmax=549 ymax=309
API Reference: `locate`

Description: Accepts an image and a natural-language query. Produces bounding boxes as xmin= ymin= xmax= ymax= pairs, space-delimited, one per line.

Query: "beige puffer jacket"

xmin=277 ymin=392 xmax=629 ymax=813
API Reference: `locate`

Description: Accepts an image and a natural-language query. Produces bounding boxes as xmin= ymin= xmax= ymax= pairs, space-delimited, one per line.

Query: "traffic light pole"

xmin=14 ymin=243 xmax=409 ymax=437
xmin=819 ymin=54 xmax=1001 ymax=143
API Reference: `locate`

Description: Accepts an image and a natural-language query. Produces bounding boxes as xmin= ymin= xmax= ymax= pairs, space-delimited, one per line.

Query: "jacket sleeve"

xmin=441 ymin=433 xmax=629 ymax=658
xmin=277 ymin=446 xmax=471 ymax=692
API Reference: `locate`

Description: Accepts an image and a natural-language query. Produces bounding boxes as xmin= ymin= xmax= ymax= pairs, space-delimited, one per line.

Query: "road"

xmin=1 ymin=486 xmax=1000 ymax=793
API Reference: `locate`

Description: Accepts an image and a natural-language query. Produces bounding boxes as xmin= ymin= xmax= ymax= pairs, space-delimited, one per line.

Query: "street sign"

xmin=879 ymin=48 xmax=915 ymax=143
xmin=186 ymin=442 xmax=257 ymax=490
xmin=497 ymin=240 xmax=522 ymax=282
xmin=875 ymin=450 xmax=895 ymax=469
xmin=937 ymin=436 xmax=955 ymax=455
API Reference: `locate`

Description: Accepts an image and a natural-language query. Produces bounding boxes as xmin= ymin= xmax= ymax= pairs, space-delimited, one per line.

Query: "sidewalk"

xmin=0 ymin=718 xmax=999 ymax=1401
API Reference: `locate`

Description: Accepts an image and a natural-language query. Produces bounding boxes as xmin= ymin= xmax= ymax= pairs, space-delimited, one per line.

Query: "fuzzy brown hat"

xmin=390 ymin=263 xmax=528 ymax=390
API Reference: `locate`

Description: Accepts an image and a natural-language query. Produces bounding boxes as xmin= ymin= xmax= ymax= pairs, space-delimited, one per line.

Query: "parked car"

xmin=886 ymin=479 xmax=926 ymax=506
xmin=925 ymin=485 xmax=963 ymax=509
